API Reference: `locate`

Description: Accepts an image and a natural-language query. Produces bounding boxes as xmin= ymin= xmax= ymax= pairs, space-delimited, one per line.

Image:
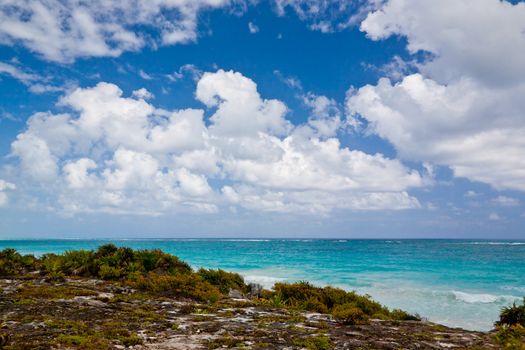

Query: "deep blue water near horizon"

xmin=1 ymin=239 xmax=524 ymax=331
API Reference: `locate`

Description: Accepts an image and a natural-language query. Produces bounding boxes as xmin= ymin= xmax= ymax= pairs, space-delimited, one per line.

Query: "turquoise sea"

xmin=1 ymin=239 xmax=524 ymax=331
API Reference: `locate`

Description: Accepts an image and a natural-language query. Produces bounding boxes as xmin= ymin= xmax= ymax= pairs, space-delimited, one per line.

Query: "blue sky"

xmin=1 ymin=0 xmax=524 ymax=239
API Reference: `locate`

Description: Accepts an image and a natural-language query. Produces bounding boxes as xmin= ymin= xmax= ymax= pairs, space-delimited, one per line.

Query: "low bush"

xmin=265 ymin=282 xmax=390 ymax=318
xmin=198 ymin=268 xmax=248 ymax=294
xmin=119 ymin=334 xmax=142 ymax=347
xmin=498 ymin=298 xmax=525 ymax=327
xmin=39 ymin=244 xmax=193 ymax=281
xmin=259 ymin=281 xmax=421 ymax=323
xmin=292 ymin=335 xmax=333 ymax=350
xmin=332 ymin=303 xmax=369 ymax=325
xmin=0 ymin=246 xmax=220 ymax=303
xmin=493 ymin=324 xmax=525 ymax=350
xmin=130 ymin=272 xmax=221 ymax=302
xmin=390 ymin=308 xmax=421 ymax=321
xmin=0 ymin=248 xmax=39 ymax=276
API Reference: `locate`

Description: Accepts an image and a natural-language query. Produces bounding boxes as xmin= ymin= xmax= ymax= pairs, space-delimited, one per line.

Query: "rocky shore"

xmin=0 ymin=276 xmax=500 ymax=349
xmin=1 ymin=245 xmax=522 ymax=349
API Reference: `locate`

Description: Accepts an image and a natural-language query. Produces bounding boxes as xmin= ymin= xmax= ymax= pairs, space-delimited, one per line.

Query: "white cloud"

xmin=362 ymin=55 xmax=416 ymax=82
xmin=348 ymin=75 xmax=525 ymax=191
xmin=0 ymin=0 xmax=234 ymax=63
xmin=0 ymin=61 xmax=65 ymax=94
xmin=300 ymin=93 xmax=342 ymax=138
xmin=348 ymin=0 xmax=525 ymax=192
xmin=464 ymin=190 xmax=479 ymax=198
xmin=167 ymin=64 xmax=203 ymax=83
xmin=273 ymin=70 xmax=303 ymax=90
xmin=0 ymin=179 xmax=16 ymax=207
xmin=0 ymin=110 xmax=20 ymax=123
xmin=11 ymin=131 xmax=59 ymax=182
xmin=273 ymin=0 xmax=380 ymax=32
xmin=492 ymin=196 xmax=520 ymax=207
xmin=196 ymin=69 xmax=291 ymax=137
xmin=360 ymin=0 xmax=525 ymax=86
xmin=10 ymin=70 xmax=424 ymax=215
xmin=248 ymin=22 xmax=259 ymax=34
xmin=132 ymin=88 xmax=154 ymax=100
xmin=222 ymin=185 xmax=420 ymax=214
xmin=488 ymin=212 xmax=500 ymax=221
xmin=138 ymin=69 xmax=152 ymax=80
xmin=64 ymin=158 xmax=98 ymax=189
xmin=0 ymin=61 xmax=39 ymax=84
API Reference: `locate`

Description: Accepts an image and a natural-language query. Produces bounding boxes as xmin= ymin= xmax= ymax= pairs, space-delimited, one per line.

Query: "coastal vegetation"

xmin=0 ymin=245 xmax=419 ymax=321
xmin=493 ymin=298 xmax=525 ymax=349
xmin=0 ymin=245 xmax=519 ymax=349
xmin=497 ymin=298 xmax=525 ymax=327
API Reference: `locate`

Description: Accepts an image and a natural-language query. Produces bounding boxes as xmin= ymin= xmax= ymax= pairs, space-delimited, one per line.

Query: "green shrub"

xmin=272 ymin=281 xmax=323 ymax=310
xmin=265 ymin=282 xmax=389 ymax=319
xmin=98 ymin=263 xmax=124 ymax=280
xmin=302 ymin=297 xmax=329 ymax=313
xmin=0 ymin=248 xmax=39 ymax=276
xmin=344 ymin=292 xmax=388 ymax=317
xmin=41 ymin=253 xmax=62 ymax=275
xmin=119 ymin=334 xmax=142 ymax=346
xmin=390 ymin=308 xmax=421 ymax=321
xmin=60 ymin=250 xmax=96 ymax=276
xmin=493 ymin=324 xmax=525 ymax=350
xmin=332 ymin=303 xmax=369 ymax=325
xmin=198 ymin=268 xmax=248 ymax=294
xmin=95 ymin=244 xmax=119 ymax=258
xmin=292 ymin=335 xmax=333 ymax=350
xmin=134 ymin=249 xmax=192 ymax=275
xmin=38 ymin=246 xmax=192 ymax=281
xmin=131 ymin=272 xmax=221 ymax=302
xmin=498 ymin=298 xmax=525 ymax=327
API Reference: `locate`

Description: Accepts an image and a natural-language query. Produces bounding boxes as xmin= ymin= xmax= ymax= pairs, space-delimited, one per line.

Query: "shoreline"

xmin=0 ymin=276 xmax=500 ymax=349
xmin=1 ymin=245 xmax=520 ymax=349
xmin=0 ymin=240 xmax=522 ymax=332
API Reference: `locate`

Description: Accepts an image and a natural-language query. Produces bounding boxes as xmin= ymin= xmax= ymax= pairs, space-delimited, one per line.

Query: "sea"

xmin=1 ymin=239 xmax=524 ymax=332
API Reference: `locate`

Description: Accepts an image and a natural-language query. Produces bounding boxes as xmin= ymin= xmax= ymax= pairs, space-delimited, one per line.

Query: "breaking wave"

xmin=452 ymin=291 xmax=520 ymax=304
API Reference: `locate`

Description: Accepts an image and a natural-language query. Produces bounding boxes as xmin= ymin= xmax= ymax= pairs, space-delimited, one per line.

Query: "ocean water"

xmin=1 ymin=239 xmax=524 ymax=331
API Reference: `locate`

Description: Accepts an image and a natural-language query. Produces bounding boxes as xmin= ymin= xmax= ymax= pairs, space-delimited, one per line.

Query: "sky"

xmin=0 ymin=0 xmax=525 ymax=239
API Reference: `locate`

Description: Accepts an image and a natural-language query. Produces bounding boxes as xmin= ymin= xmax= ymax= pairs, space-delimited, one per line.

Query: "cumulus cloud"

xmin=299 ymin=93 xmax=343 ymax=138
xmin=0 ymin=179 xmax=16 ymax=207
xmin=196 ymin=70 xmax=291 ymax=137
xmin=10 ymin=70 xmax=424 ymax=215
xmin=348 ymin=0 xmax=525 ymax=191
xmin=360 ymin=0 xmax=525 ymax=86
xmin=0 ymin=0 xmax=235 ymax=63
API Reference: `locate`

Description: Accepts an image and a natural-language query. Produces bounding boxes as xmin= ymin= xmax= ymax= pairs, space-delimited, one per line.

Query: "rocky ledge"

xmin=0 ymin=277 xmax=500 ymax=350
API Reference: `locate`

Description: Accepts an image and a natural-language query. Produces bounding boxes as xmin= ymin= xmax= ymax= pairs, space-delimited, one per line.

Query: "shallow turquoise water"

xmin=1 ymin=239 xmax=524 ymax=331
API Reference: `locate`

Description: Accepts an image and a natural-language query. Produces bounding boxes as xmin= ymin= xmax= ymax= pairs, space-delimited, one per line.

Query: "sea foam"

xmin=452 ymin=291 xmax=519 ymax=304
